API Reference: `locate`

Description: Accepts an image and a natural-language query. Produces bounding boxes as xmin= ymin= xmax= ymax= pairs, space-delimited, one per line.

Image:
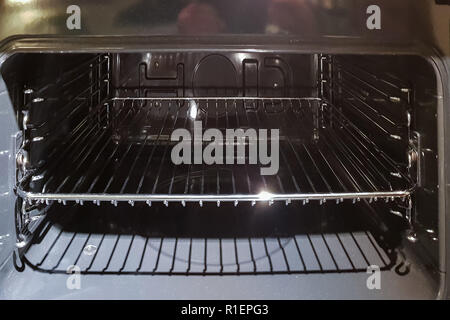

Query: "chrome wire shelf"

xmin=23 ymin=232 xmax=394 ymax=276
xmin=21 ymin=204 xmax=396 ymax=276
xmin=17 ymin=97 xmax=412 ymax=207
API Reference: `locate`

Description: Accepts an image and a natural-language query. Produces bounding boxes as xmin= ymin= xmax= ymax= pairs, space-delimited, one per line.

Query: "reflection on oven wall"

xmin=0 ymin=0 xmax=435 ymax=41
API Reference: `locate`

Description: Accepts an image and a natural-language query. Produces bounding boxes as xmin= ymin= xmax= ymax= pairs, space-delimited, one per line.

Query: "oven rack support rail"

xmin=18 ymin=190 xmax=411 ymax=207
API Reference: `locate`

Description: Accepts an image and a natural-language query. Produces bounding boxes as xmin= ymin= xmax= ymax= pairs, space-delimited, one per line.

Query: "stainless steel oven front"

xmin=0 ymin=0 xmax=449 ymax=300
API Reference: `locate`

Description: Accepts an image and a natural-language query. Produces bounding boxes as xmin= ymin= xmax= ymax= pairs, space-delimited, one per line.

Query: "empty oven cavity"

xmin=0 ymin=51 xmax=439 ymax=277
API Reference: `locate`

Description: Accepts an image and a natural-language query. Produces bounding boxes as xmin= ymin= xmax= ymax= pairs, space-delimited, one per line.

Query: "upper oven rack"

xmin=16 ymin=97 xmax=412 ymax=207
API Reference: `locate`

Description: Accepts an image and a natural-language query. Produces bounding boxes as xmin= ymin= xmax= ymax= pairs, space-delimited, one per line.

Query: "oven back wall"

xmin=112 ymin=52 xmax=317 ymax=99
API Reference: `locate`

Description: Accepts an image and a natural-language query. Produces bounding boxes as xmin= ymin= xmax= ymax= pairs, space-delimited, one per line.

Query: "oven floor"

xmin=0 ymin=255 xmax=438 ymax=299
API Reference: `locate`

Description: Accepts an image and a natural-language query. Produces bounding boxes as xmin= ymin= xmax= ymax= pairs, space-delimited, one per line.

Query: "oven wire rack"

xmin=16 ymin=97 xmax=413 ymax=207
xmin=21 ymin=211 xmax=396 ymax=276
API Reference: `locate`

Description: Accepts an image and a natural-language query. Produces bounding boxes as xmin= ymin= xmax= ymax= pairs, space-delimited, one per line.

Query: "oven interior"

xmin=0 ymin=51 xmax=442 ymax=299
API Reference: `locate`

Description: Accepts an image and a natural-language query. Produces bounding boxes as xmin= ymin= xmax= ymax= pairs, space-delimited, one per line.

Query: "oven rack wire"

xmin=21 ymin=205 xmax=396 ymax=276
xmin=23 ymin=232 xmax=395 ymax=276
xmin=16 ymin=97 xmax=413 ymax=207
